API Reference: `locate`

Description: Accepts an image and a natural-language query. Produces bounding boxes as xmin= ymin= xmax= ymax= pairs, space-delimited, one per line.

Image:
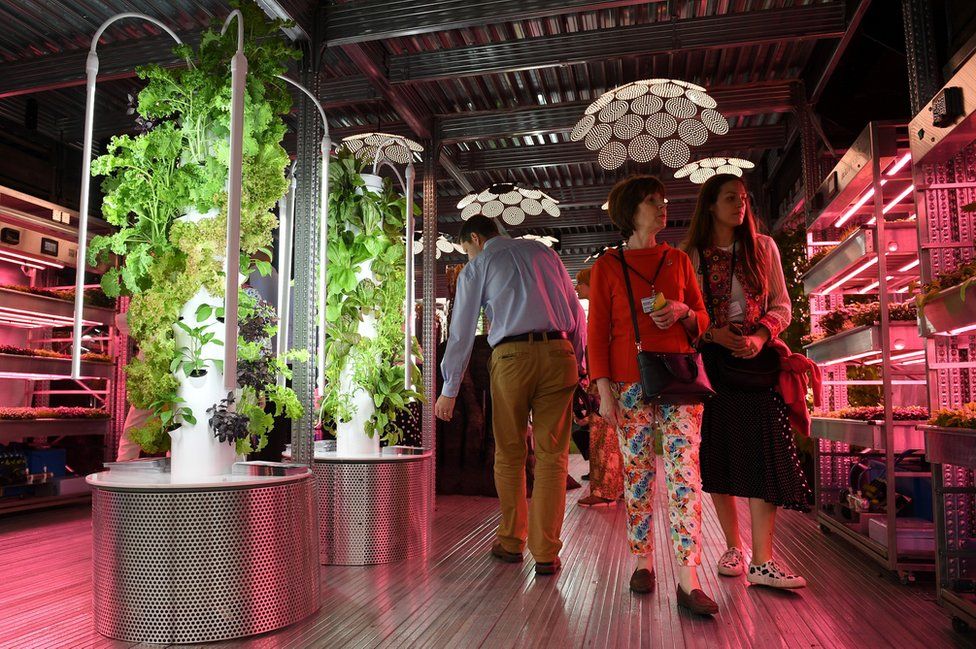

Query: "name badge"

xmin=727 ymin=301 xmax=744 ymax=320
xmin=641 ymin=295 xmax=656 ymax=314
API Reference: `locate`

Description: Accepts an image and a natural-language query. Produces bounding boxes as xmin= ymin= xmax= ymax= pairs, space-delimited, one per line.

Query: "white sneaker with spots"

xmin=717 ymin=547 xmax=745 ymax=577
xmin=746 ymin=560 xmax=807 ymax=589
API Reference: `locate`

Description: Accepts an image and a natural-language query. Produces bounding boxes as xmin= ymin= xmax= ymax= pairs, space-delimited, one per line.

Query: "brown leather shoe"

xmin=629 ymin=568 xmax=655 ymax=593
xmin=490 ymin=541 xmax=523 ymax=563
xmin=675 ymin=584 xmax=718 ymax=615
xmin=535 ymin=556 xmax=562 ymax=575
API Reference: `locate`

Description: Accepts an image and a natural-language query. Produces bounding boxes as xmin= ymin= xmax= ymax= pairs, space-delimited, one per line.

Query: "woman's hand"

xmin=708 ymin=325 xmax=740 ymax=350
xmin=731 ymin=333 xmax=767 ymax=359
xmin=649 ymin=299 xmax=688 ymax=330
xmin=596 ymin=379 xmax=621 ymax=428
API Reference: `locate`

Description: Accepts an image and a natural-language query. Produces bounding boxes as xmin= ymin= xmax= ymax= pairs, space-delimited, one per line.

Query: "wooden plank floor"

xmin=0 ymin=456 xmax=972 ymax=649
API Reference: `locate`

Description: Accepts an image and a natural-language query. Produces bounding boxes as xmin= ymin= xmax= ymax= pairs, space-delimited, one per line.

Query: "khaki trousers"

xmin=489 ymin=337 xmax=578 ymax=562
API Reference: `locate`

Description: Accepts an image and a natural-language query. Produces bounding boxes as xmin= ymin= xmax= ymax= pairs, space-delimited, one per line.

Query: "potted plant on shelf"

xmin=319 ymin=149 xmax=423 ymax=455
xmin=929 ymin=403 xmax=976 ymax=430
xmin=87 ymin=2 xmax=304 ymax=476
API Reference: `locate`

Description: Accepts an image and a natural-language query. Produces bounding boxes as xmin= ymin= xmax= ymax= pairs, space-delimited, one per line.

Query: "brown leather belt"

xmin=496 ymin=330 xmax=568 ymax=347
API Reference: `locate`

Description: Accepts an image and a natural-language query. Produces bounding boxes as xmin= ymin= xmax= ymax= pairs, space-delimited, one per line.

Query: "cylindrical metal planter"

xmin=89 ymin=472 xmax=319 ymax=644
xmin=313 ymin=452 xmax=432 ymax=565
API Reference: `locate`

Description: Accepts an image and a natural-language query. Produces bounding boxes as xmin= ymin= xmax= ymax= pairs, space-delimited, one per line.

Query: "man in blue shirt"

xmin=435 ymin=215 xmax=586 ymax=575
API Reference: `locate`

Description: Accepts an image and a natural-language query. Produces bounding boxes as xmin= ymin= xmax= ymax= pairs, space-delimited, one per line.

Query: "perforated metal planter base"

xmin=313 ymin=453 xmax=432 ymax=565
xmin=89 ymin=473 xmax=319 ymax=644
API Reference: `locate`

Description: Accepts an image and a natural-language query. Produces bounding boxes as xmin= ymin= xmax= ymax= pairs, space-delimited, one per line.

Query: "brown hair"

xmin=683 ymin=174 xmax=766 ymax=293
xmin=576 ymin=268 xmax=591 ymax=286
xmin=606 ymin=175 xmax=667 ymax=239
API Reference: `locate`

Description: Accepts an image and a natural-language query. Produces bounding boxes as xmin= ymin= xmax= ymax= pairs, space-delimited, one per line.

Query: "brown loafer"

xmin=629 ymin=568 xmax=655 ymax=593
xmin=490 ymin=541 xmax=523 ymax=563
xmin=676 ymin=584 xmax=718 ymax=615
xmin=535 ymin=556 xmax=562 ymax=575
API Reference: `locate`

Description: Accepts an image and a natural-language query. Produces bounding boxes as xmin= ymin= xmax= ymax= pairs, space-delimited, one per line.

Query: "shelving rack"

xmin=0 ymin=184 xmax=121 ymax=513
xmin=910 ymin=53 xmax=976 ymax=632
xmin=803 ymin=121 xmax=933 ymax=581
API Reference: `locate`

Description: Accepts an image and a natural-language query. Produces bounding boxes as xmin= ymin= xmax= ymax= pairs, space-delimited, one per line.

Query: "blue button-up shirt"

xmin=440 ymin=237 xmax=586 ymax=398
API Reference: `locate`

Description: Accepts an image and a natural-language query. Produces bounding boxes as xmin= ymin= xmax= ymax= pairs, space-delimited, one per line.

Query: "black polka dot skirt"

xmin=699 ymin=380 xmax=812 ymax=513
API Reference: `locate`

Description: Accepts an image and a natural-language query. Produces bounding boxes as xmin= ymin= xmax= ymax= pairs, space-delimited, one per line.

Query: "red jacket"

xmin=588 ymin=244 xmax=709 ymax=383
xmin=769 ymin=338 xmax=822 ymax=436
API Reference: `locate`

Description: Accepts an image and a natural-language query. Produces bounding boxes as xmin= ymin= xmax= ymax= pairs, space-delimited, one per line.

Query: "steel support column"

xmin=422 ymin=140 xmax=438 ymax=506
xmin=902 ymin=0 xmax=942 ymax=116
xmin=794 ymin=83 xmax=822 ymax=221
xmin=290 ymin=66 xmax=322 ymax=467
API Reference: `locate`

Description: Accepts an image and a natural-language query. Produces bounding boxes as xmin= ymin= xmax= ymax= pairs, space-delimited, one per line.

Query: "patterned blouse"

xmin=685 ymin=234 xmax=791 ymax=339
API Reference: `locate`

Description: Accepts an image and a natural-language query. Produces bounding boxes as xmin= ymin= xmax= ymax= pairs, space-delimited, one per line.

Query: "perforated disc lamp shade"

xmin=571 ymin=79 xmax=729 ymax=170
xmin=340 ymin=132 xmax=424 ymax=164
xmin=675 ymin=157 xmax=755 ymax=184
xmin=414 ymin=233 xmax=463 ymax=259
xmin=456 ymin=183 xmax=561 ymax=226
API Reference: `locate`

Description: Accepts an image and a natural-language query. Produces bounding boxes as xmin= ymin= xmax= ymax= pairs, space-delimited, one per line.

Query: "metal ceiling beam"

xmin=324 ymin=0 xmax=665 ymax=47
xmin=804 ymin=0 xmax=871 ymax=104
xmin=341 ymin=42 xmax=473 ymax=193
xmin=437 ymin=81 xmax=796 ymax=142
xmin=389 ymin=4 xmax=846 ymax=83
xmin=456 ymin=124 xmax=785 ymax=170
xmin=0 ymin=30 xmax=204 ymax=100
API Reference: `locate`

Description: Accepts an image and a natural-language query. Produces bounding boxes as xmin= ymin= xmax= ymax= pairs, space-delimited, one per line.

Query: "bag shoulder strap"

xmin=616 ymin=247 xmax=668 ymax=352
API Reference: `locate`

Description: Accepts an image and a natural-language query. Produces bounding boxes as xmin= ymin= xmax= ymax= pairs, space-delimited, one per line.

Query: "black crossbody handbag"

xmin=698 ymin=245 xmax=780 ymax=391
xmin=616 ymin=248 xmax=714 ymax=405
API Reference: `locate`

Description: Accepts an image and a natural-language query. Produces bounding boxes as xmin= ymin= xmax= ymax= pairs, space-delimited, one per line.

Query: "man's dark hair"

xmin=458 ymin=214 xmax=500 ymax=242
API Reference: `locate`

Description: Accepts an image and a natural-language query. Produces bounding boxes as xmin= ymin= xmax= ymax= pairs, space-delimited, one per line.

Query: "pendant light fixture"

xmin=674 ymin=157 xmax=755 ymax=184
xmin=340 ymin=132 xmax=424 ymax=165
xmin=571 ymin=79 xmax=728 ymax=170
xmin=456 ymin=182 xmax=560 ymax=225
xmin=414 ymin=233 xmax=464 ymax=259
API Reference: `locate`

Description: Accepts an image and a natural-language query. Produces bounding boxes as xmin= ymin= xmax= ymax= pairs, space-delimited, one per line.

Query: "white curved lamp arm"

xmin=71 ymin=13 xmax=184 ymax=379
xmin=276 ymin=75 xmax=331 ymax=396
xmin=275 ymin=164 xmax=297 ymax=386
xmin=220 ymin=9 xmax=246 ymax=392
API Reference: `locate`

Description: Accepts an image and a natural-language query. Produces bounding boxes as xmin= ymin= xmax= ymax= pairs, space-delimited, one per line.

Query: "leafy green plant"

xmin=818 ymin=300 xmax=918 ymax=337
xmin=171 ymin=317 xmax=224 ymax=378
xmin=930 ymin=402 xmax=976 ymax=429
xmin=319 ymin=150 xmax=423 ymax=445
xmin=917 ymin=258 xmax=976 ymax=312
xmin=772 ymin=225 xmax=811 ymax=352
xmin=88 ymin=3 xmax=302 ymax=453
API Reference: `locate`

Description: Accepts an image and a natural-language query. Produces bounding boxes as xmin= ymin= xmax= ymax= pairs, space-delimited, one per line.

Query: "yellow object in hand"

xmin=651 ymin=292 xmax=667 ymax=311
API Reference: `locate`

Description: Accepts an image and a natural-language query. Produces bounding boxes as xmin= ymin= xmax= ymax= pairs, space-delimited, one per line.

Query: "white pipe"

xmin=275 ymin=166 xmax=297 ymax=385
xmin=71 ymin=13 xmax=184 ymax=379
xmin=274 ymin=75 xmax=331 ymax=396
xmin=221 ymin=9 xmax=246 ymax=392
xmin=404 ymin=163 xmax=415 ymax=390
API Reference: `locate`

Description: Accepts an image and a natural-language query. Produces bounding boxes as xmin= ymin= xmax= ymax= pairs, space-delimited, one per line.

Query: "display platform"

xmin=86 ymin=468 xmax=319 ymax=644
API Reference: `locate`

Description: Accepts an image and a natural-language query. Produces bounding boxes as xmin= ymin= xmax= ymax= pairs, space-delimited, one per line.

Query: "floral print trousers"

xmin=614 ymin=382 xmax=705 ymax=566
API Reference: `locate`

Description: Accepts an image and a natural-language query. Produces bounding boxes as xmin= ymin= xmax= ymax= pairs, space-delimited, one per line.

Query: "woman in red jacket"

xmin=588 ymin=175 xmax=717 ymax=615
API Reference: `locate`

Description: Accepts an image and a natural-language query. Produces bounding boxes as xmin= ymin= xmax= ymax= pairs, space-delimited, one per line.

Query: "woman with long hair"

xmin=588 ymin=175 xmax=718 ymax=615
xmin=683 ymin=173 xmax=811 ymax=589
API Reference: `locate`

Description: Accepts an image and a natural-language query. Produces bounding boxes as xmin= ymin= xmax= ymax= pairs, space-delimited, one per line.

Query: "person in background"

xmin=436 ymin=215 xmax=586 ymax=576
xmin=683 ymin=173 xmax=811 ymax=589
xmin=113 ymin=311 xmax=150 ymax=461
xmin=588 ymin=175 xmax=717 ymax=615
xmin=575 ymin=267 xmax=624 ymax=508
